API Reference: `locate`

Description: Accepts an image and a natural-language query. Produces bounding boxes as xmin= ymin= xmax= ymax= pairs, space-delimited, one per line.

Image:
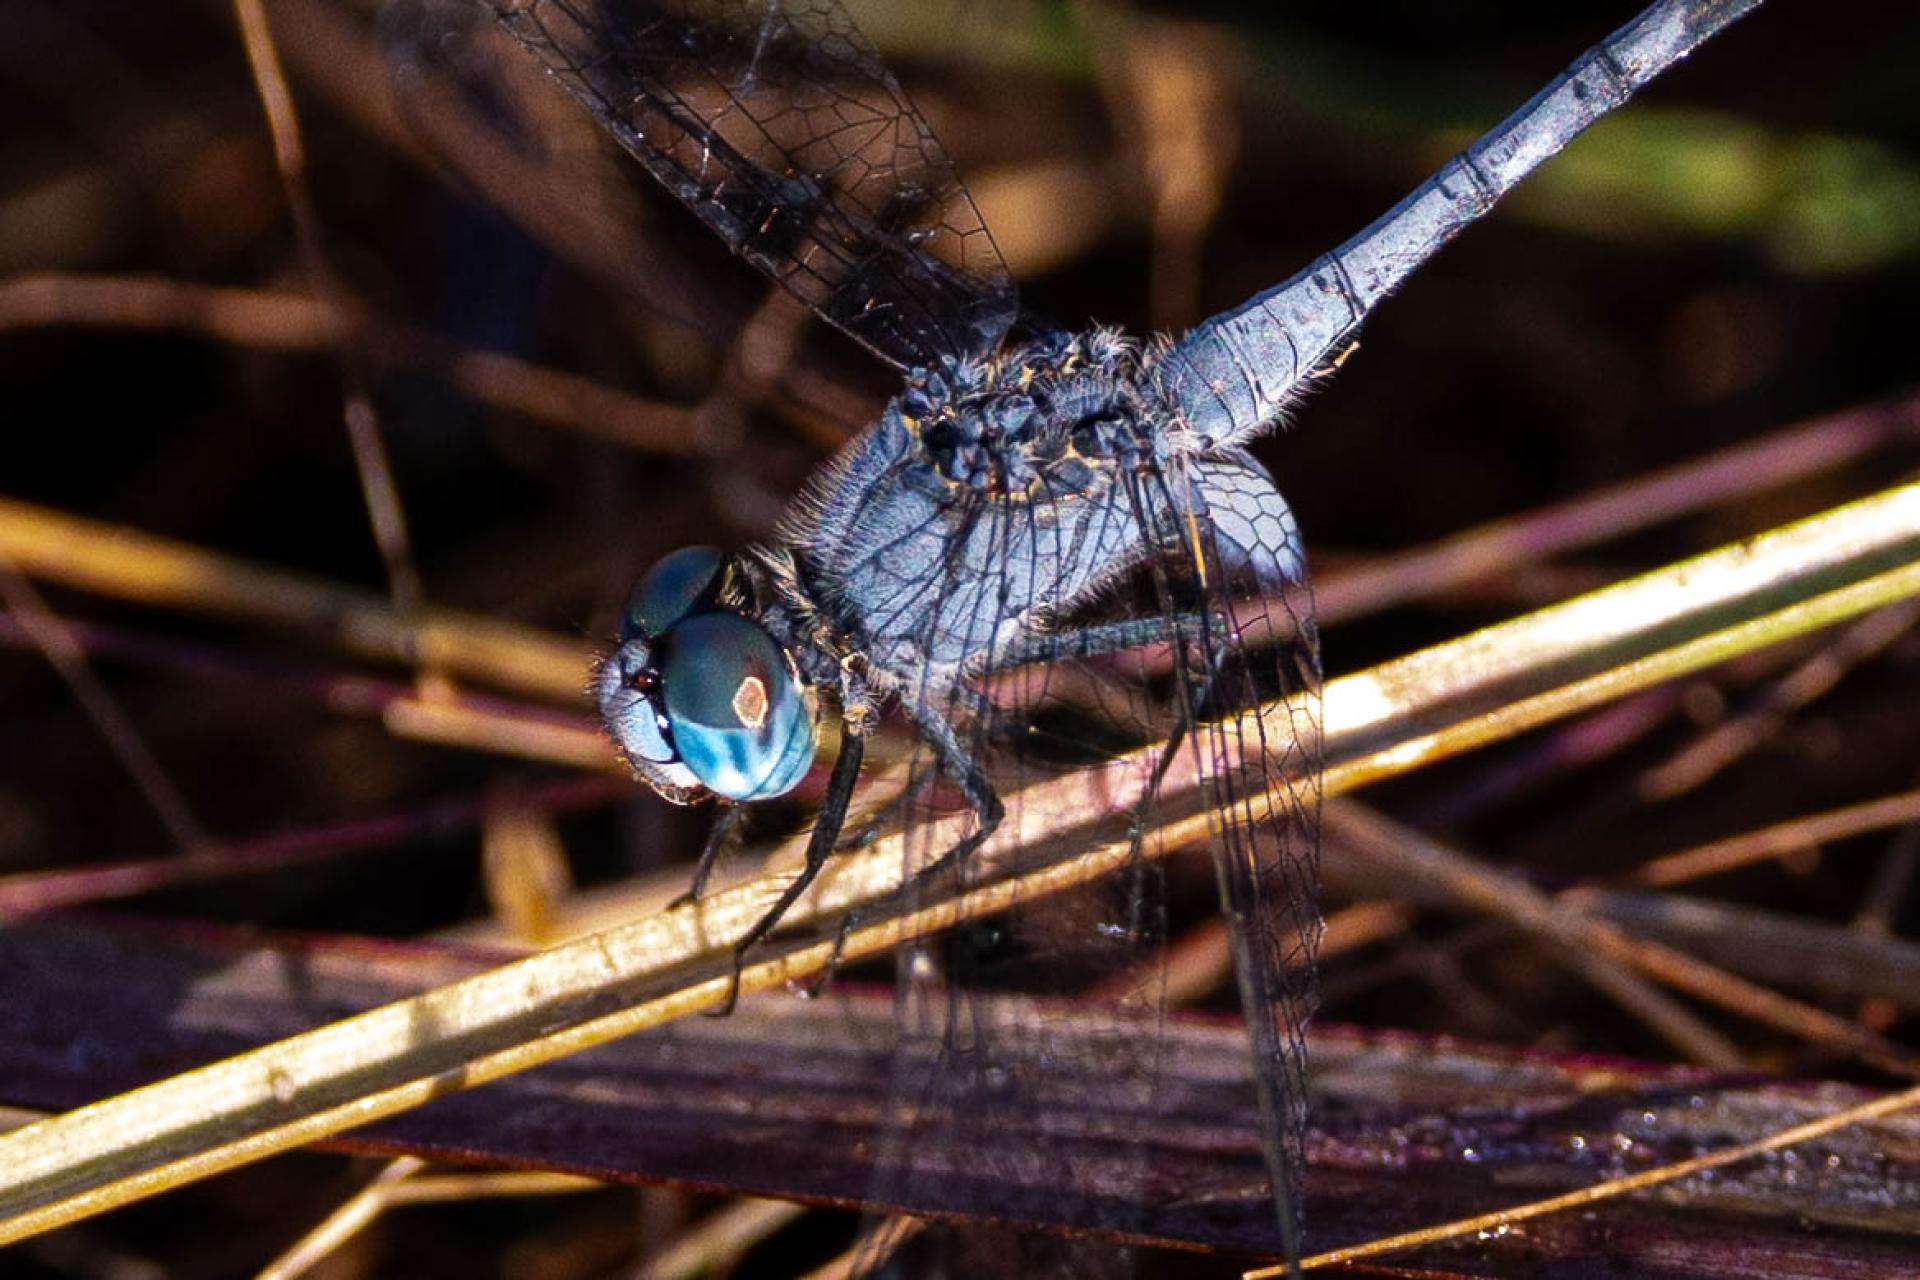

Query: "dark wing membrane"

xmin=1174 ymin=448 xmax=1322 ymax=1262
xmin=807 ymin=392 xmax=1319 ymax=1269
xmin=836 ymin=461 xmax=1176 ymax=1274
xmin=379 ymin=0 xmax=737 ymax=345
xmin=481 ymin=0 xmax=1019 ymax=370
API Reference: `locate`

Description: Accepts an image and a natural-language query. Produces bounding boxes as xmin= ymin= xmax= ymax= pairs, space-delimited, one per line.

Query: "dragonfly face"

xmin=596 ymin=545 xmax=816 ymax=804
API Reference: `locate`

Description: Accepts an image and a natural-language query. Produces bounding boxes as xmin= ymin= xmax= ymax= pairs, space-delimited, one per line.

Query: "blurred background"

xmin=1 ymin=0 xmax=1918 ymax=1275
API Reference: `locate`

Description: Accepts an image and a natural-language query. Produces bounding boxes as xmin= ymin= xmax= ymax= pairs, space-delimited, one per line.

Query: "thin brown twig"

xmin=0 ymin=558 xmax=208 ymax=853
xmin=1323 ymin=859 xmax=1920 ymax=1023
xmin=1628 ymin=782 xmax=1920 ymax=887
xmin=0 ymin=496 xmax=583 ymax=702
xmin=231 ymin=0 xmax=424 ymax=637
xmin=1854 ymin=791 xmax=1920 ymax=937
xmin=1638 ymin=596 xmax=1920 ymax=800
xmin=1315 ymin=390 xmax=1920 ymax=627
xmin=256 ymin=1157 xmax=425 ymax=1280
xmin=382 ymin=695 xmax=620 ymax=771
xmin=1246 ymin=1079 xmax=1920 ymax=1275
xmin=638 ymin=1199 xmax=808 ymax=1280
xmin=1421 ymin=637 xmax=1815 ymax=829
xmin=1330 ymin=799 xmax=1920 ymax=1075
xmin=1510 ymin=893 xmax=1920 ymax=1015
xmin=0 ymin=274 xmax=698 ymax=454
xmin=0 ymin=775 xmax=627 ymax=916
xmin=1327 ymin=802 xmax=1745 ymax=1067
xmin=258 ymin=1156 xmax=601 ymax=1279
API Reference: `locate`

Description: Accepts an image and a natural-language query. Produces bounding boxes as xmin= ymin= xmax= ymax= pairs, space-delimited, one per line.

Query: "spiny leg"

xmin=709 ymin=723 xmax=867 ymax=1016
xmin=893 ymin=699 xmax=1006 ymax=889
xmin=968 ymin=612 xmax=1226 ymax=757
xmin=809 ymin=700 xmax=1003 ymax=989
xmin=1134 ymin=620 xmax=1230 ymax=829
xmin=669 ymin=801 xmax=746 ymax=911
xmin=988 ymin=611 xmax=1221 ymax=670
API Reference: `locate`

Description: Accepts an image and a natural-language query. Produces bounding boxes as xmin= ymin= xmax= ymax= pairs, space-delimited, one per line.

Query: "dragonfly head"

xmin=596 ymin=546 xmax=816 ymax=804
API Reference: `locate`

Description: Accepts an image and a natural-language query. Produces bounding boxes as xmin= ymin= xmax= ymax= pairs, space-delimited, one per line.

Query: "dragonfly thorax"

xmin=892 ymin=329 xmax=1163 ymax=505
xmin=769 ymin=326 xmax=1219 ymax=692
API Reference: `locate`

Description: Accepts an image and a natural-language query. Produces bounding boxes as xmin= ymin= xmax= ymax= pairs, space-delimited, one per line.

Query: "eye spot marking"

xmin=732 ymin=675 xmax=768 ymax=729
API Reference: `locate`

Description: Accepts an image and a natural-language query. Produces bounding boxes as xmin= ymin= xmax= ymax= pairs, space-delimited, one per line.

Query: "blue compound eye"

xmin=622 ymin=546 xmax=727 ymax=640
xmin=658 ymin=613 xmax=815 ymax=802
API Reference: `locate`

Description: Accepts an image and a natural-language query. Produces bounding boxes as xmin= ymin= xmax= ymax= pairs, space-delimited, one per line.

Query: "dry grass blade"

xmin=1260 ymin=1079 xmax=1920 ymax=1275
xmin=7 ymin=917 xmax=1916 ymax=1267
xmin=0 ymin=497 xmax=582 ymax=702
xmin=0 ymin=273 xmax=699 ymax=453
xmin=0 ymin=476 xmax=1913 ymax=1245
xmin=1327 ymin=798 xmax=1916 ymax=1075
xmin=256 ymin=1157 xmax=600 ymax=1280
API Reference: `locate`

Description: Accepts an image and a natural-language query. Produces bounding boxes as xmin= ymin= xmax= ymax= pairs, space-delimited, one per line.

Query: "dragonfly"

xmin=387 ymin=0 xmax=1763 ymax=1270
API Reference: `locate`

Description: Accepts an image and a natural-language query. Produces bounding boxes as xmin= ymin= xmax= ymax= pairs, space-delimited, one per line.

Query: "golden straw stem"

xmin=0 ymin=480 xmax=1914 ymax=1245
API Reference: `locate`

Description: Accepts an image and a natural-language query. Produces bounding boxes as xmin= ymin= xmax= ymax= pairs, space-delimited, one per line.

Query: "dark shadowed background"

xmin=1 ymin=1 xmax=1917 ymax=1275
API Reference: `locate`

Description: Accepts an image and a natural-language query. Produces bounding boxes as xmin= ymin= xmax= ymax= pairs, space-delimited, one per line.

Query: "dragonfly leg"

xmin=669 ymin=801 xmax=745 ymax=910
xmin=806 ymin=700 xmax=1004 ymax=992
xmin=826 ymin=687 xmax=999 ymax=854
xmin=819 ymin=673 xmax=1020 ymax=858
xmin=831 ymin=770 xmax=926 ymax=853
xmin=988 ymin=611 xmax=1219 ymax=670
xmin=896 ymin=700 xmax=1006 ymax=883
xmin=967 ymin=612 xmax=1225 ymax=743
xmin=709 ymin=721 xmax=867 ymax=1016
xmin=1135 ymin=619 xmax=1230 ymax=822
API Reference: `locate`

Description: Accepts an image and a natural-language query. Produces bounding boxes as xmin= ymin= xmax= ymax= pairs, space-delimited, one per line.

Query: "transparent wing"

xmin=801 ymin=358 xmax=1321 ymax=1270
xmin=379 ymin=0 xmax=746 ymax=346
xmin=467 ymin=0 xmax=1019 ymax=370
xmin=1176 ymin=448 xmax=1322 ymax=1260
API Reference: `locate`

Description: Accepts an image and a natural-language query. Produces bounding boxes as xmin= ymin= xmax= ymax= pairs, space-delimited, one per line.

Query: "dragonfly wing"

xmin=808 ymin=386 xmax=1320 ymax=1270
xmin=1177 ymin=449 xmax=1322 ymax=1261
xmin=474 ymin=0 xmax=1019 ymax=370
xmin=380 ymin=0 xmax=740 ymax=346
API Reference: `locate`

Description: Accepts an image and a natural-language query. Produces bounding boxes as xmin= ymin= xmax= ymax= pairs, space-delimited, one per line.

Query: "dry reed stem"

xmin=0 ymin=479 xmax=1910 ymax=1242
xmin=0 ymin=497 xmax=583 ymax=702
xmin=1327 ymin=800 xmax=1915 ymax=1075
xmin=232 ymin=0 xmax=424 ymax=633
xmin=1251 ymin=1078 xmax=1920 ymax=1275
xmin=0 ymin=273 xmax=697 ymax=453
